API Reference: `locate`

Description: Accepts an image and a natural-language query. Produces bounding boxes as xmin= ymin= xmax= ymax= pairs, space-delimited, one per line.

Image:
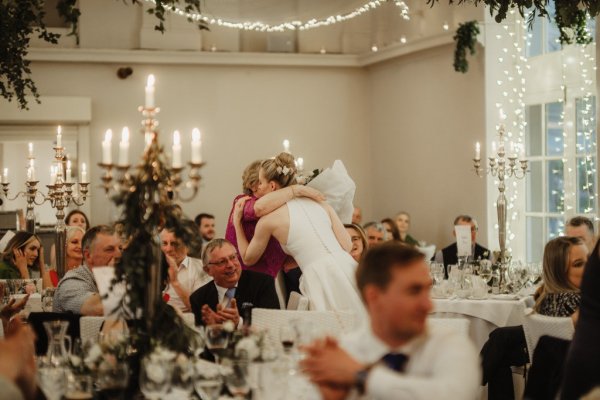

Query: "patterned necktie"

xmin=381 ymin=352 xmax=409 ymax=372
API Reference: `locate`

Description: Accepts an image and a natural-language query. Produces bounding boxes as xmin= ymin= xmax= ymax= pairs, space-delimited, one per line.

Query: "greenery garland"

xmin=454 ymin=21 xmax=481 ymax=73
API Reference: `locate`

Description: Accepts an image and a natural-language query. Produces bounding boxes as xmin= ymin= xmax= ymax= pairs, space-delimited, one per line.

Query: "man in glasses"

xmin=190 ymin=238 xmax=280 ymax=327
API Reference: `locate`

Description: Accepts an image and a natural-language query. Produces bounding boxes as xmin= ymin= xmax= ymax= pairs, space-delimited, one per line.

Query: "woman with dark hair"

xmin=0 ymin=231 xmax=51 ymax=288
xmin=65 ymin=210 xmax=90 ymax=231
xmin=381 ymin=217 xmax=400 ymax=241
xmin=344 ymin=223 xmax=368 ymax=262
xmin=395 ymin=211 xmax=419 ymax=246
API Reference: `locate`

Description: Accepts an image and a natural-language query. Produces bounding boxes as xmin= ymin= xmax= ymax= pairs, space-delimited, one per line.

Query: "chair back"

xmin=252 ymin=308 xmax=358 ymax=348
xmin=274 ymin=271 xmax=287 ymax=310
xmin=80 ymin=316 xmax=105 ymax=344
xmin=522 ymin=308 xmax=574 ymax=357
xmin=287 ymin=291 xmax=310 ymax=311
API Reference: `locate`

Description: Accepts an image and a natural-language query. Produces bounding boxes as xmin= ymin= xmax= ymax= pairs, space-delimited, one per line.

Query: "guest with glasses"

xmin=190 ymin=238 xmax=279 ymax=327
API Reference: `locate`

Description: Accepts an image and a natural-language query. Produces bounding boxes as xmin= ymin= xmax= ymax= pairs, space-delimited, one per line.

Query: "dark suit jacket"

xmin=190 ymin=269 xmax=280 ymax=326
xmin=440 ymin=242 xmax=490 ymax=278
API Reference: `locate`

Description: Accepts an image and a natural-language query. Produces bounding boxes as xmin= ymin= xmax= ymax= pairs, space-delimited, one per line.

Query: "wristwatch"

xmin=354 ymin=365 xmax=373 ymax=395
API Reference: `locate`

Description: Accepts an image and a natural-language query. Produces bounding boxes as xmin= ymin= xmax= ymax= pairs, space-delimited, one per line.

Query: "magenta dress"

xmin=225 ymin=194 xmax=287 ymax=278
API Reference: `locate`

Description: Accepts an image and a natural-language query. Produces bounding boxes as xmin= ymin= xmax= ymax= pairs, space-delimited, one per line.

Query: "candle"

xmin=66 ymin=160 xmax=72 ymax=183
xmin=510 ymin=142 xmax=515 ymax=157
xmin=56 ymin=126 xmax=62 ymax=148
xmin=2 ymin=168 xmax=7 ymax=184
xmin=145 ymin=133 xmax=153 ymax=148
xmin=283 ymin=139 xmax=290 ymax=153
xmin=28 ymin=142 xmax=33 ymax=158
xmin=172 ymin=130 xmax=182 ymax=168
xmin=296 ymin=157 xmax=304 ymax=172
xmin=191 ymin=128 xmax=202 ymax=164
xmin=492 ymin=141 xmax=497 ymax=156
xmin=475 ymin=142 xmax=481 ymax=160
xmin=102 ymin=129 xmax=113 ymax=164
xmin=81 ymin=163 xmax=87 ymax=183
xmin=519 ymin=144 xmax=526 ymax=160
xmin=145 ymin=74 xmax=155 ymax=108
xmin=50 ymin=166 xmax=57 ymax=185
xmin=119 ymin=127 xmax=130 ymax=166
xmin=28 ymin=159 xmax=35 ymax=181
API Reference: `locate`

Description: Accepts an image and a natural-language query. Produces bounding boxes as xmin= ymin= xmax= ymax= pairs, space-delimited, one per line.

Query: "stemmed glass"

xmin=170 ymin=356 xmax=195 ymax=398
xmin=139 ymin=356 xmax=172 ymax=400
xmin=194 ymin=361 xmax=223 ymax=400
xmin=205 ymin=324 xmax=230 ymax=364
xmin=279 ymin=325 xmax=297 ymax=355
xmin=37 ymin=357 xmax=68 ymax=400
xmin=478 ymin=260 xmax=493 ymax=284
xmin=222 ymin=359 xmax=251 ymax=399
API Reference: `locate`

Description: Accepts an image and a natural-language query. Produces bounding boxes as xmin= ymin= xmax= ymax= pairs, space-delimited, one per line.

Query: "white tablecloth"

xmin=431 ymin=297 xmax=530 ymax=350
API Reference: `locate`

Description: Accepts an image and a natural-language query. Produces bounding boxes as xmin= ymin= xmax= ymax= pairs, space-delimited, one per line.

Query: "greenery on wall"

xmin=0 ymin=0 xmax=206 ymax=110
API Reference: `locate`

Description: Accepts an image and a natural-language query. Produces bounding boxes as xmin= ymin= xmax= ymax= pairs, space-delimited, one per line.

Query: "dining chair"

xmin=286 ymin=291 xmax=310 ymax=311
xmin=80 ymin=316 xmax=105 ymax=344
xmin=522 ymin=308 xmax=574 ymax=357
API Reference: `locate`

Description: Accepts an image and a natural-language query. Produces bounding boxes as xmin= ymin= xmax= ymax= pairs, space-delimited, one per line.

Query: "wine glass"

xmin=205 ymin=324 xmax=230 ymax=364
xmin=478 ymin=260 xmax=493 ymax=284
xmin=139 ymin=357 xmax=172 ymax=400
xmin=37 ymin=358 xmax=68 ymax=400
xmin=279 ymin=325 xmax=296 ymax=355
xmin=222 ymin=359 xmax=251 ymax=399
xmin=430 ymin=263 xmax=445 ymax=286
xmin=194 ymin=361 xmax=223 ymax=400
xmin=42 ymin=287 xmax=56 ymax=312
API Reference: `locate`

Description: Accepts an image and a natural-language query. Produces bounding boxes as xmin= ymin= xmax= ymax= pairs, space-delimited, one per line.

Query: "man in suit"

xmin=433 ymin=215 xmax=490 ymax=275
xmin=190 ymin=238 xmax=280 ymax=326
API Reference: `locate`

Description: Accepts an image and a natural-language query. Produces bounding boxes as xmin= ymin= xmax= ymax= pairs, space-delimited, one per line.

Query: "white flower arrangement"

xmin=234 ymin=337 xmax=260 ymax=361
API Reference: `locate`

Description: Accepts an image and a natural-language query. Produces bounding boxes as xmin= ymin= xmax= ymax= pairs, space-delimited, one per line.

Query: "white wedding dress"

xmin=282 ymin=197 xmax=366 ymax=319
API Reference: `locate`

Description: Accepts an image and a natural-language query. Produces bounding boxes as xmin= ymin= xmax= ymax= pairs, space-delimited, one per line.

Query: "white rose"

xmin=235 ymin=337 xmax=260 ymax=361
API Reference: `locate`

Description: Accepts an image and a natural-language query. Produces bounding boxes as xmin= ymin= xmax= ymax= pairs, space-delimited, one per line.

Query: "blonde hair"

xmin=242 ymin=160 xmax=262 ymax=195
xmin=260 ymin=152 xmax=297 ymax=188
xmin=534 ymin=236 xmax=583 ymax=312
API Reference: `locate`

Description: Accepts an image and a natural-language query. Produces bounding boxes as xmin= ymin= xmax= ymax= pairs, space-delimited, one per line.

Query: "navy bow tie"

xmin=382 ymin=352 xmax=409 ymax=372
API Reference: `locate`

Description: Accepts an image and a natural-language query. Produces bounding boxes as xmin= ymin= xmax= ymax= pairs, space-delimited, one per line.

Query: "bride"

xmin=233 ymin=152 xmax=365 ymax=317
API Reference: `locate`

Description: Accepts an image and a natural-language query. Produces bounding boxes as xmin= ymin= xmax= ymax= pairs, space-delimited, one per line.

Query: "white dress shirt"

xmin=340 ymin=322 xmax=481 ymax=400
xmin=165 ymin=256 xmax=212 ymax=312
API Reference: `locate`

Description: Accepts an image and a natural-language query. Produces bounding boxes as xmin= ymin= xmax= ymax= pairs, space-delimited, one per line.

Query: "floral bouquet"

xmin=221 ymin=321 xmax=277 ymax=362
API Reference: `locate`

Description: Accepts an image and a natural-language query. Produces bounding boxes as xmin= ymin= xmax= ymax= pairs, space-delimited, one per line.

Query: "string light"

xmin=144 ymin=0 xmax=409 ymax=32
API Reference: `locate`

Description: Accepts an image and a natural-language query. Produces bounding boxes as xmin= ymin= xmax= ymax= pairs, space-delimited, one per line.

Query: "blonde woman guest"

xmin=234 ymin=153 xmax=365 ymax=316
xmin=50 ymin=209 xmax=90 ymax=269
xmin=48 ymin=226 xmax=85 ymax=287
xmin=395 ymin=211 xmax=419 ymax=246
xmin=344 ymin=223 xmax=368 ymax=262
xmin=0 ymin=231 xmax=51 ymax=289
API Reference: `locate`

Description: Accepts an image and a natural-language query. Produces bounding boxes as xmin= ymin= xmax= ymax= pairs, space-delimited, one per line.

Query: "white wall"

xmin=23 ymin=61 xmax=372 ymax=235
xmin=367 ymin=44 xmax=488 ymax=250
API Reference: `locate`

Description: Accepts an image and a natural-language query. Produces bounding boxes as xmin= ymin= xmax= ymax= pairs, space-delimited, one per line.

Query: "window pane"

xmin=545 ymin=1 xmax=561 ymax=53
xmin=587 ymin=17 xmax=596 ymax=40
xmin=547 ymin=217 xmax=564 ymax=239
xmin=577 ymin=156 xmax=597 ymax=214
xmin=527 ymin=217 xmax=544 ymax=263
xmin=546 ymin=102 xmax=564 ymax=156
xmin=526 ymin=104 xmax=542 ymax=156
xmin=576 ymin=96 xmax=596 ymax=155
xmin=527 ymin=160 xmax=543 ymax=212
xmin=547 ymin=159 xmax=564 ymax=212
xmin=526 ymin=13 xmax=543 ymax=57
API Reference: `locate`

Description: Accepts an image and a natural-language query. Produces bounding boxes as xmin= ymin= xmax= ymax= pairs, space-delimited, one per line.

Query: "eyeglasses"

xmin=207 ymin=253 xmax=239 ymax=268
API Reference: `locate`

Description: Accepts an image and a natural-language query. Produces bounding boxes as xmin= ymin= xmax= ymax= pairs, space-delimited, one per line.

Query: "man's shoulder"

xmin=441 ymin=242 xmax=457 ymax=252
xmin=59 ymin=265 xmax=92 ymax=284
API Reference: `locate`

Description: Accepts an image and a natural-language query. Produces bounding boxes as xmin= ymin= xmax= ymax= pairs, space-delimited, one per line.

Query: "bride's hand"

xmin=233 ymin=196 xmax=250 ymax=224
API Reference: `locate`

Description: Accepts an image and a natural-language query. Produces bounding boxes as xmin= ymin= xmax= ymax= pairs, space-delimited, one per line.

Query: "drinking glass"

xmin=279 ymin=325 xmax=296 ymax=354
xmin=65 ymin=373 xmax=93 ymax=400
xmin=429 ymin=263 xmax=445 ymax=286
xmin=205 ymin=324 xmax=230 ymax=364
xmin=222 ymin=359 xmax=251 ymax=399
xmin=96 ymin=362 xmax=129 ymax=400
xmin=42 ymin=287 xmax=56 ymax=312
xmin=478 ymin=260 xmax=493 ymax=284
xmin=194 ymin=362 xmax=223 ymax=400
xmin=170 ymin=357 xmax=194 ymax=398
xmin=37 ymin=359 xmax=68 ymax=400
xmin=139 ymin=357 xmax=172 ymax=400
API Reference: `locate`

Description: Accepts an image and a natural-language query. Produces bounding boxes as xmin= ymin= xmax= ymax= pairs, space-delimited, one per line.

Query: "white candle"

xmin=2 ymin=168 xmax=7 ymax=184
xmin=102 ymin=129 xmax=113 ymax=164
xmin=492 ymin=141 xmax=497 ymax=156
xmin=520 ymin=144 xmax=526 ymax=160
xmin=119 ymin=127 xmax=130 ymax=166
xmin=145 ymin=133 xmax=153 ymax=148
xmin=50 ymin=166 xmax=57 ymax=185
xmin=81 ymin=163 xmax=87 ymax=183
xmin=191 ymin=128 xmax=202 ymax=164
xmin=475 ymin=142 xmax=481 ymax=160
xmin=28 ymin=159 xmax=35 ymax=181
xmin=145 ymin=74 xmax=155 ymax=108
xmin=283 ymin=139 xmax=290 ymax=153
xmin=296 ymin=157 xmax=304 ymax=172
xmin=28 ymin=143 xmax=33 ymax=158
xmin=172 ymin=130 xmax=182 ymax=168
xmin=56 ymin=126 xmax=62 ymax=148
xmin=66 ymin=160 xmax=72 ymax=183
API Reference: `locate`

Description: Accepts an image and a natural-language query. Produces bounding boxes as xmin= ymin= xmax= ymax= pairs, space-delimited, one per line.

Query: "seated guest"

xmin=434 ymin=215 xmax=490 ymax=273
xmin=0 ymin=316 xmax=38 ymax=400
xmin=195 ymin=213 xmax=216 ymax=254
xmin=352 ymin=206 xmax=362 ymax=225
xmin=48 ymin=226 xmax=85 ymax=287
xmin=481 ymin=236 xmax=587 ymax=399
xmin=190 ymin=238 xmax=280 ymax=326
xmin=301 ymin=242 xmax=480 ymax=399
xmin=363 ymin=221 xmax=386 ymax=246
xmin=0 ymin=231 xmax=51 ymax=288
xmin=50 ymin=209 xmax=90 ymax=268
xmin=395 ymin=211 xmax=419 ymax=246
xmin=380 ymin=218 xmax=400 ymax=241
xmin=344 ymin=224 xmax=368 ymax=262
xmin=566 ymin=216 xmax=596 ymax=255
xmin=53 ymin=225 xmax=122 ymax=316
xmin=160 ymin=226 xmax=211 ymax=313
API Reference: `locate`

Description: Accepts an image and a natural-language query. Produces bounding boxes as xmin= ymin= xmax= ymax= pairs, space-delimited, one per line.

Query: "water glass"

xmin=42 ymin=287 xmax=56 ymax=312
xmin=194 ymin=361 xmax=222 ymax=400
xmin=205 ymin=324 xmax=230 ymax=364
xmin=222 ymin=359 xmax=251 ymax=399
xmin=139 ymin=357 xmax=172 ymax=400
xmin=37 ymin=361 xmax=68 ymax=400
xmin=65 ymin=373 xmax=93 ymax=400
xmin=429 ymin=263 xmax=445 ymax=286
xmin=96 ymin=362 xmax=129 ymax=400
xmin=170 ymin=357 xmax=195 ymax=398
xmin=279 ymin=325 xmax=296 ymax=354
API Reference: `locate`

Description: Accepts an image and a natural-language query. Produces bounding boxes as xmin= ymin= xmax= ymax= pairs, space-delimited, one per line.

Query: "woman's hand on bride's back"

xmin=233 ymin=196 xmax=251 ymax=223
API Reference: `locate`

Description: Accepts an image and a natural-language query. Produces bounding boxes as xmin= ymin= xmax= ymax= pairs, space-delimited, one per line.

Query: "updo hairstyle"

xmin=260 ymin=152 xmax=297 ymax=189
